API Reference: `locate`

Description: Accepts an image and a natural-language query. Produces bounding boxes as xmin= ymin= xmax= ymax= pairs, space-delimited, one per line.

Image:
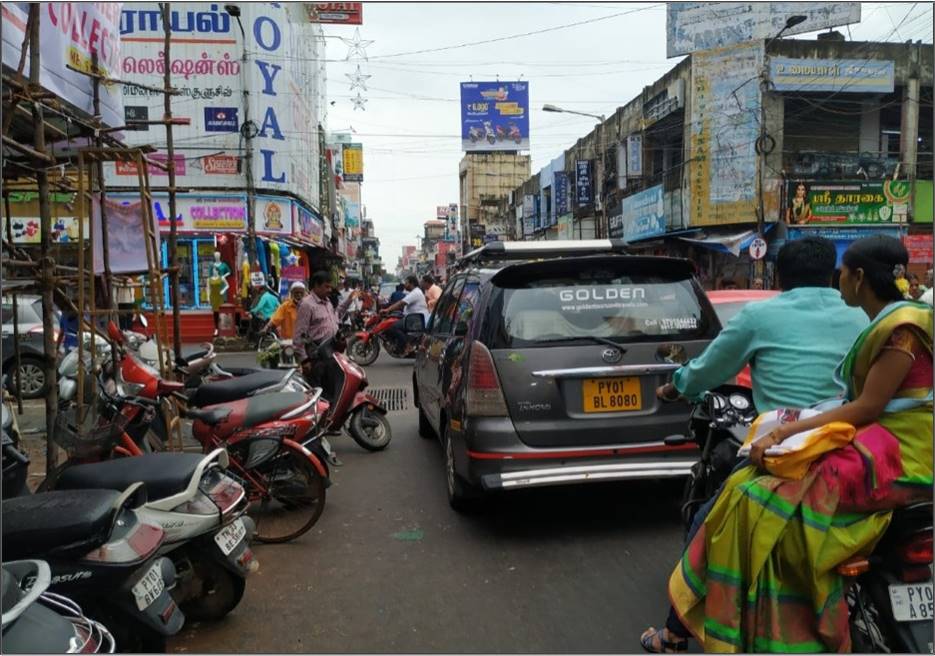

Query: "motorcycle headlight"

xmin=728 ymin=394 xmax=751 ymax=411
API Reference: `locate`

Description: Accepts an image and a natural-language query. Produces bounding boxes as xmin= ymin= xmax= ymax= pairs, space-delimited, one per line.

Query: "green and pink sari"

xmin=669 ymin=301 xmax=933 ymax=653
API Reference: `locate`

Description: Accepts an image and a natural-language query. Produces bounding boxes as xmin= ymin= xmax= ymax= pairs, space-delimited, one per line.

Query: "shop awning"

xmin=677 ymin=224 xmax=776 ymax=257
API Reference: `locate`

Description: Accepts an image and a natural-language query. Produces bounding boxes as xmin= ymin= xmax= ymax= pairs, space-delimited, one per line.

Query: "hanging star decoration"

xmin=345 ymin=65 xmax=372 ymax=92
xmin=340 ymin=28 xmax=373 ymax=61
xmin=351 ymin=92 xmax=368 ymax=111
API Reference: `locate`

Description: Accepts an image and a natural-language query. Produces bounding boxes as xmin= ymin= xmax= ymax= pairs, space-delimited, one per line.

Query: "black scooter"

xmin=2 ymin=484 xmax=185 ymax=652
xmin=2 ymin=559 xmax=115 ymax=653
xmin=664 ymin=387 xmax=934 ymax=653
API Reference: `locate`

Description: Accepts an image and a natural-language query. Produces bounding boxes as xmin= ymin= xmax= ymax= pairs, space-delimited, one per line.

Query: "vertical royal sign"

xmin=576 ymin=160 xmax=593 ymax=207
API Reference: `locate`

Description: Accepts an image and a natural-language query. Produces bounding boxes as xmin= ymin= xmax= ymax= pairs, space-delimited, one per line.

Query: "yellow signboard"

xmin=342 ymin=143 xmax=363 ymax=181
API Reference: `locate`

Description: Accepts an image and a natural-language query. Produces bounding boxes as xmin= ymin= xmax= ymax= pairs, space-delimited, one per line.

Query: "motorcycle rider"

xmin=381 ymin=275 xmax=430 ymax=355
xmin=295 ymin=272 xmax=358 ymax=379
xmin=641 ymin=236 xmax=868 ymax=652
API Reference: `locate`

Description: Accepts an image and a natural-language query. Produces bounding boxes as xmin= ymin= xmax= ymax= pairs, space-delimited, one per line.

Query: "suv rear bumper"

xmin=457 ymin=416 xmax=698 ymax=491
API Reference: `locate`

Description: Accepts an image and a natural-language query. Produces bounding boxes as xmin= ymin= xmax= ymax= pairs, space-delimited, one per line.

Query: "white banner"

xmin=1 ymin=3 xmax=124 ymax=127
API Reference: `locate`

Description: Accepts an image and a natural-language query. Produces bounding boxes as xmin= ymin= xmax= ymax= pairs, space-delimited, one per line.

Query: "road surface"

xmin=171 ymin=351 xmax=691 ymax=653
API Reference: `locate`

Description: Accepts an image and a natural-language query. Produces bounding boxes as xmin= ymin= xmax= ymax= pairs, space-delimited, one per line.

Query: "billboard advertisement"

xmin=1 ymin=3 xmax=124 ymax=128
xmin=109 ymin=4 xmax=323 ymax=213
xmin=666 ymin=3 xmax=861 ymax=57
xmin=609 ymin=184 xmax=666 ymax=242
xmin=785 ymin=180 xmax=911 ymax=226
xmin=342 ymin=143 xmax=363 ymax=182
xmin=304 ymin=3 xmax=363 ymax=24
xmin=460 ymin=81 xmax=529 ymax=152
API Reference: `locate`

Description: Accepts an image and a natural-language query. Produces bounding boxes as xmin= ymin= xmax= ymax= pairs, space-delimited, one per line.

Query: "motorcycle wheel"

xmin=248 ymin=444 xmax=327 ymax=544
xmin=349 ymin=407 xmax=392 ymax=452
xmin=347 ymin=336 xmax=380 ymax=366
xmin=178 ymin=554 xmax=246 ymax=622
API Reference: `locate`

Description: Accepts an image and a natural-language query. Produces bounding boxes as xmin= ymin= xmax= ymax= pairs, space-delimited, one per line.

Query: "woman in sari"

xmin=640 ymin=235 xmax=933 ymax=653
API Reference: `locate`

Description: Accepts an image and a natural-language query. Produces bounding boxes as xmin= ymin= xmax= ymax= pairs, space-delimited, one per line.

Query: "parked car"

xmin=706 ymin=289 xmax=779 ymax=389
xmin=410 ymin=240 xmax=722 ymax=511
xmin=1 ymin=296 xmax=59 ymax=399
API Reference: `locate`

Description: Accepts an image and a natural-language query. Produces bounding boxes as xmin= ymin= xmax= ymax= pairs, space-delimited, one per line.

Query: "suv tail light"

xmin=465 ymin=342 xmax=508 ymax=417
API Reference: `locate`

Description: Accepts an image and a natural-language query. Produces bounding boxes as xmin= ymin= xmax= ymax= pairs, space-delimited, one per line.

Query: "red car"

xmin=706 ymin=290 xmax=780 ymax=389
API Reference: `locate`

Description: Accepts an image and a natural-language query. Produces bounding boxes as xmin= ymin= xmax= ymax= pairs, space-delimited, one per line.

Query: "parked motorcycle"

xmin=256 ymin=328 xmax=300 ymax=370
xmin=345 ymin=312 xmax=415 ymax=366
xmin=306 ymin=332 xmax=391 ymax=452
xmin=2 ymin=559 xmax=115 ymax=653
xmin=664 ymin=387 xmax=934 ymax=653
xmin=2 ymin=484 xmax=185 ymax=652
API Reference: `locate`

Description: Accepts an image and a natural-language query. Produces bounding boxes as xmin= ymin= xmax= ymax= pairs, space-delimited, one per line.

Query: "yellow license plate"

xmin=582 ymin=377 xmax=642 ymax=413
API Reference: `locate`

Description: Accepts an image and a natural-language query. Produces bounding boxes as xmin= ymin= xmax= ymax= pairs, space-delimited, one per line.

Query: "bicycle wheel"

xmin=246 ymin=444 xmax=326 ymax=544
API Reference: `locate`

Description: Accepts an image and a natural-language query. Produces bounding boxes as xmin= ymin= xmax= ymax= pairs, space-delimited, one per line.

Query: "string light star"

xmin=345 ymin=65 xmax=372 ymax=92
xmin=340 ymin=28 xmax=374 ymax=61
xmin=351 ymin=92 xmax=368 ymax=111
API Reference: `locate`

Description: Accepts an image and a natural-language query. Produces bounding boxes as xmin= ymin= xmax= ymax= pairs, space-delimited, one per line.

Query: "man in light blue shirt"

xmin=658 ymin=237 xmax=868 ymax=413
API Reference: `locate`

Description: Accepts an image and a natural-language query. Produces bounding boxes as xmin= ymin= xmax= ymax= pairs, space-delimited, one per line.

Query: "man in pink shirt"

xmin=421 ymin=274 xmax=443 ymax=311
xmin=294 ymin=271 xmax=357 ymax=369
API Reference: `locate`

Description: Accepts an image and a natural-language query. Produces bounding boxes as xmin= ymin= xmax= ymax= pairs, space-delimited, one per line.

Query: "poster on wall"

xmin=460 ymin=81 xmax=529 ymax=152
xmin=93 ymin=198 xmax=158 ymax=274
xmin=295 ymin=204 xmax=324 ymax=246
xmin=689 ymin=41 xmax=767 ymax=226
xmin=1 ymin=3 xmax=124 ymax=127
xmin=256 ymin=196 xmax=293 ymax=235
xmin=785 ymin=179 xmax=910 ymax=225
xmin=666 ymin=3 xmax=861 ymax=57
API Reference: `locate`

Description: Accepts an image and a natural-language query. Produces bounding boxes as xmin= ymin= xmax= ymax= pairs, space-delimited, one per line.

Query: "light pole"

xmin=543 ymin=104 xmax=607 ymax=238
xmin=225 ymin=4 xmax=257 ymax=268
xmin=756 ymin=14 xmax=806 ymax=283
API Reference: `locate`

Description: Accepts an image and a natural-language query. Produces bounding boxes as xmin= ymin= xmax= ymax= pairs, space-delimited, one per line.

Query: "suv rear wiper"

xmin=534 ymin=335 xmax=628 ymax=350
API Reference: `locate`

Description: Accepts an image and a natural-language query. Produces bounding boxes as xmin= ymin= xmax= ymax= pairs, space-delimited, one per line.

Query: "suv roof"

xmin=456 ymin=240 xmax=630 ymax=271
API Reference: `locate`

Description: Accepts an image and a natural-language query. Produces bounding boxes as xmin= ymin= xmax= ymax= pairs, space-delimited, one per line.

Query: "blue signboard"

xmin=554 ymin=171 xmax=569 ymax=216
xmin=204 ymin=107 xmax=239 ymax=132
xmin=460 ymin=81 xmax=529 ymax=152
xmin=770 ymin=58 xmax=894 ymax=93
xmin=576 ymin=160 xmax=592 ymax=207
xmin=610 ymin=184 xmax=666 ymax=242
xmin=787 ymin=226 xmax=905 ymax=265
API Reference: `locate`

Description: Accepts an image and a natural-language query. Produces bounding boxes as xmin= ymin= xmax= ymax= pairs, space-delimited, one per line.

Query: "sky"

xmin=320 ymin=2 xmax=934 ymax=268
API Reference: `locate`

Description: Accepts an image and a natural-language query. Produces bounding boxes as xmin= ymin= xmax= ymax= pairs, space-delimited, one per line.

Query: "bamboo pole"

xmin=160 ymin=2 xmax=182 ymax=361
xmin=27 ymin=5 xmax=59 ymax=475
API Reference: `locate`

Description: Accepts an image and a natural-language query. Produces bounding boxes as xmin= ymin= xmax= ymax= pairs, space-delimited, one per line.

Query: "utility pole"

xmin=596 ymin=118 xmax=606 ymax=238
xmin=226 ymin=5 xmax=257 ymax=267
xmin=161 ymin=3 xmax=183 ymax=361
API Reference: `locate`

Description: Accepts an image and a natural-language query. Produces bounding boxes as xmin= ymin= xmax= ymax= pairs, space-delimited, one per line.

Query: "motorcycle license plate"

xmin=889 ymin=582 xmax=934 ymax=622
xmin=131 ymin=562 xmax=165 ymax=611
xmin=214 ymin=519 xmax=247 ymax=556
xmin=582 ymin=377 xmax=642 ymax=413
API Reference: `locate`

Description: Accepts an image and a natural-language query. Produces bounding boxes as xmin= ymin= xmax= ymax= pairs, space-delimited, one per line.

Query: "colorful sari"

xmin=668 ymin=301 xmax=933 ymax=653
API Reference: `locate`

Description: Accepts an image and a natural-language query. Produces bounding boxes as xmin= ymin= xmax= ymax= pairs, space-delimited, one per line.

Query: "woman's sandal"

xmin=640 ymin=627 xmax=688 ymax=653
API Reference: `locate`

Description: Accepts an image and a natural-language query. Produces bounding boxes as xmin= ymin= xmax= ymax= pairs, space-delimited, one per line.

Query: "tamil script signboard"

xmin=342 ymin=143 xmax=363 ymax=182
xmin=769 ymin=58 xmax=895 ymax=93
xmin=666 ymin=2 xmax=861 ymax=57
xmin=785 ymin=180 xmax=911 ymax=225
xmin=576 ymin=160 xmax=593 ymax=207
xmin=304 ymin=3 xmax=363 ymax=24
xmin=554 ymin=171 xmax=570 ymax=216
xmin=460 ymin=81 xmax=530 ymax=152
xmin=627 ymin=134 xmax=643 ymax=178
xmin=611 ymin=184 xmax=666 ymax=242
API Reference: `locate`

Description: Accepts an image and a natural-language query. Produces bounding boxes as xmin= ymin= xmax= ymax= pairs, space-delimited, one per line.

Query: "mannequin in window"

xmin=208 ymin=251 xmax=231 ymax=336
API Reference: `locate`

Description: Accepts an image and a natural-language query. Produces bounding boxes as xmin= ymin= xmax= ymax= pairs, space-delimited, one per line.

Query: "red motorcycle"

xmin=105 ymin=322 xmax=332 ymax=544
xmin=345 ymin=312 xmax=414 ymax=366
xmin=308 ymin=332 xmax=392 ymax=452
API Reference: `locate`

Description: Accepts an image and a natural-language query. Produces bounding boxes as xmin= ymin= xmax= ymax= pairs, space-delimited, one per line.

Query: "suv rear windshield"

xmin=485 ymin=263 xmax=716 ymax=348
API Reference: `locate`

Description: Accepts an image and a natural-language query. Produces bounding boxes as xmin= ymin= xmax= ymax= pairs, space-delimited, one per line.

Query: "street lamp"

xmin=542 ymin=104 xmax=607 ymax=238
xmin=755 ymin=14 xmax=807 ymax=286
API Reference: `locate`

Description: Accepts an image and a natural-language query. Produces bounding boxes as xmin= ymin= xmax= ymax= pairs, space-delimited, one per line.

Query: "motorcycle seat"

xmin=186 ymin=406 xmax=232 ymax=426
xmin=244 ymin=392 xmax=308 ymax=428
xmin=189 ymin=370 xmax=289 ymax=407
xmin=2 ymin=489 xmax=120 ymax=560
xmin=55 ymin=453 xmax=205 ymax=500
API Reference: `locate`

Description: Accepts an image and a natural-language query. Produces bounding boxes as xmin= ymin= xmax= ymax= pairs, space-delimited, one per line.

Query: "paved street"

xmin=169 ymin=352 xmax=689 ymax=653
